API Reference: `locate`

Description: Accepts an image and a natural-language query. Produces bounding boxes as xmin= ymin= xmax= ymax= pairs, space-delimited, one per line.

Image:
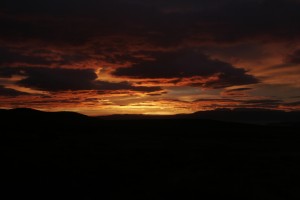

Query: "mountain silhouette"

xmin=97 ymin=108 xmax=300 ymax=125
xmin=2 ymin=108 xmax=300 ymax=199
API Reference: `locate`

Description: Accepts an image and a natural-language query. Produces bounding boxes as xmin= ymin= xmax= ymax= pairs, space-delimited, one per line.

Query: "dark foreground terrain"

xmin=2 ymin=108 xmax=300 ymax=199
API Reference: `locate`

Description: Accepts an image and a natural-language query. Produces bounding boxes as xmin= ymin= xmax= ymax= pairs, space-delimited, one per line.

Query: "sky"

xmin=1 ymin=0 xmax=300 ymax=115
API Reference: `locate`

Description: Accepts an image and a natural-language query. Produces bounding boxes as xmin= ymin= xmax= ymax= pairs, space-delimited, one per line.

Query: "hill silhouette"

xmin=2 ymin=108 xmax=300 ymax=199
xmin=97 ymin=108 xmax=300 ymax=125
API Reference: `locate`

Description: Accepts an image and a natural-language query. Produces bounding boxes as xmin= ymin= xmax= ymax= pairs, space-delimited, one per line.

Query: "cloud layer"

xmin=0 ymin=67 xmax=161 ymax=92
xmin=114 ymin=50 xmax=258 ymax=88
xmin=0 ymin=0 xmax=300 ymax=114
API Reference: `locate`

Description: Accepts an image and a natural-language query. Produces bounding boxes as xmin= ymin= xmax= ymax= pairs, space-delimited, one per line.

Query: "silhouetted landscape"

xmin=2 ymin=108 xmax=300 ymax=199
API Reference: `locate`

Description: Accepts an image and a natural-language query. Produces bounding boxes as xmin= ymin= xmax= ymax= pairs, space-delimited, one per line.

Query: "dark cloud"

xmin=94 ymin=81 xmax=161 ymax=92
xmin=284 ymin=101 xmax=300 ymax=106
xmin=193 ymin=98 xmax=238 ymax=103
xmin=285 ymin=49 xmax=300 ymax=64
xmin=17 ymin=68 xmax=97 ymax=91
xmin=0 ymin=67 xmax=20 ymax=78
xmin=0 ymin=47 xmax=90 ymax=67
xmin=1 ymin=0 xmax=300 ymax=48
xmin=226 ymin=88 xmax=252 ymax=92
xmin=201 ymin=0 xmax=300 ymax=42
xmin=268 ymin=48 xmax=300 ymax=70
xmin=222 ymin=87 xmax=252 ymax=96
xmin=0 ymin=67 xmax=161 ymax=92
xmin=243 ymin=99 xmax=283 ymax=105
xmin=193 ymin=98 xmax=284 ymax=106
xmin=0 ymin=85 xmax=28 ymax=96
xmin=203 ymin=44 xmax=266 ymax=62
xmin=193 ymin=98 xmax=283 ymax=109
xmin=0 ymin=1 xmax=159 ymax=46
xmin=239 ymin=99 xmax=283 ymax=109
xmin=147 ymin=91 xmax=168 ymax=96
xmin=114 ymin=50 xmax=258 ymax=88
xmin=0 ymin=48 xmax=53 ymax=66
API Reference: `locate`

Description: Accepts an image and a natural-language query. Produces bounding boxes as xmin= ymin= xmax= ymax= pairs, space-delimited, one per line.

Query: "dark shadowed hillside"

xmin=2 ymin=108 xmax=300 ymax=199
xmin=184 ymin=108 xmax=300 ymax=125
xmin=98 ymin=108 xmax=300 ymax=125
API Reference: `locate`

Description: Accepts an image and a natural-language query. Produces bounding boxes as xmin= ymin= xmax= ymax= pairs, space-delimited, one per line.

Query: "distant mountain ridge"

xmin=97 ymin=108 xmax=300 ymax=125
xmin=0 ymin=108 xmax=88 ymax=117
xmin=182 ymin=108 xmax=300 ymax=124
xmin=1 ymin=108 xmax=300 ymax=125
xmin=0 ymin=108 xmax=90 ymax=125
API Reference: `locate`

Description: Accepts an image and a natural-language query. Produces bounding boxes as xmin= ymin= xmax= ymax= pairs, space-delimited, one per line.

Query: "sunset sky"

xmin=1 ymin=0 xmax=300 ymax=115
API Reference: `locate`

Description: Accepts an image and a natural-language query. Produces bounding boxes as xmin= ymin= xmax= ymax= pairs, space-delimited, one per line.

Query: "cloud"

xmin=0 ymin=67 xmax=20 ymax=78
xmin=0 ymin=67 xmax=161 ymax=92
xmin=0 ymin=48 xmax=53 ymax=66
xmin=225 ymin=88 xmax=252 ymax=92
xmin=94 ymin=81 xmax=161 ymax=92
xmin=0 ymin=47 xmax=91 ymax=68
xmin=242 ymin=99 xmax=283 ymax=108
xmin=283 ymin=101 xmax=300 ymax=106
xmin=113 ymin=49 xmax=258 ymax=88
xmin=0 ymin=85 xmax=28 ymax=96
xmin=17 ymin=68 xmax=97 ymax=91
xmin=193 ymin=98 xmax=238 ymax=103
xmin=243 ymin=99 xmax=283 ymax=104
xmin=222 ymin=87 xmax=252 ymax=97
xmin=192 ymin=98 xmax=284 ymax=109
xmin=0 ymin=1 xmax=159 ymax=46
xmin=2 ymin=0 xmax=300 ymax=49
xmin=285 ymin=49 xmax=300 ymax=64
